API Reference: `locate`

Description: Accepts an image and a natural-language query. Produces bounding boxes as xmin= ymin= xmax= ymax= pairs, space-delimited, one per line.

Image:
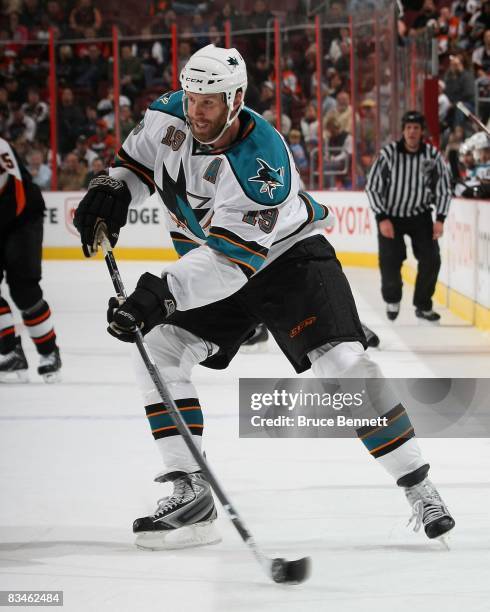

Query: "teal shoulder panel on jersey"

xmin=224 ymin=110 xmax=292 ymax=206
xmin=149 ymin=90 xmax=185 ymax=121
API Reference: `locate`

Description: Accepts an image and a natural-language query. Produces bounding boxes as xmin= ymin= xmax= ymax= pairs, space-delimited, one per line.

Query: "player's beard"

xmin=189 ymin=106 xmax=229 ymax=144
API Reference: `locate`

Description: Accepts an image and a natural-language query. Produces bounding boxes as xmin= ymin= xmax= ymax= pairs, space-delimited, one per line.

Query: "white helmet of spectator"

xmin=180 ymin=44 xmax=248 ymax=144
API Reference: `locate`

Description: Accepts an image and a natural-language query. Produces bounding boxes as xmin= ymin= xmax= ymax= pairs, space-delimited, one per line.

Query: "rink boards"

xmin=41 ymin=191 xmax=490 ymax=330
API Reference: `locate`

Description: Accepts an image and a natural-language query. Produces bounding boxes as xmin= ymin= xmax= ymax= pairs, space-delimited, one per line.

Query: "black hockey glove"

xmin=107 ymin=273 xmax=177 ymax=342
xmin=73 ymin=175 xmax=132 ymax=257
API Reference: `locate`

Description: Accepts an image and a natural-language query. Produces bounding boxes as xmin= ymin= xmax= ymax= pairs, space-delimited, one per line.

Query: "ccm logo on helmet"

xmin=185 ymin=77 xmax=204 ymax=83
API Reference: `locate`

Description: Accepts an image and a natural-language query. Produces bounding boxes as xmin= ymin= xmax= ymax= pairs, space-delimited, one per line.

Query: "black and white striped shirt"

xmin=366 ymin=139 xmax=452 ymax=221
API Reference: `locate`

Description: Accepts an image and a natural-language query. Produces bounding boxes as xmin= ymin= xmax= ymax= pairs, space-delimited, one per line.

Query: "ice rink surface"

xmin=1 ymin=260 xmax=490 ymax=612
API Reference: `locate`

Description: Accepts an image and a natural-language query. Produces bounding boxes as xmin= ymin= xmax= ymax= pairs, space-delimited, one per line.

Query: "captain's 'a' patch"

xmin=248 ymin=158 xmax=285 ymax=199
xmin=203 ymin=158 xmax=222 ymax=184
xmin=132 ymin=118 xmax=145 ymax=135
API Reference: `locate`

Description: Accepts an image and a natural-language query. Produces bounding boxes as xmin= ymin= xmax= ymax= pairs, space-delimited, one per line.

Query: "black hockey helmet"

xmin=401 ymin=110 xmax=426 ymax=129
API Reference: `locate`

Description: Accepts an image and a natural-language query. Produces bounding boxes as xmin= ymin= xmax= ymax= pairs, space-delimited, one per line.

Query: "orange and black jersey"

xmin=0 ymin=138 xmax=45 ymax=230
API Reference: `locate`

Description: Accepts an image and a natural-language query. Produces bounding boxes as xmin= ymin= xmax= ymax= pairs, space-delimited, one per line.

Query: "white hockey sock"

xmin=132 ymin=324 xmax=217 ymax=474
xmin=309 ymin=341 xmax=428 ymax=484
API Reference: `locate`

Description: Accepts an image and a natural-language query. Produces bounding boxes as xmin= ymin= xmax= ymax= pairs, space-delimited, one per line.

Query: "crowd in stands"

xmin=1 ymin=0 xmax=490 ymax=193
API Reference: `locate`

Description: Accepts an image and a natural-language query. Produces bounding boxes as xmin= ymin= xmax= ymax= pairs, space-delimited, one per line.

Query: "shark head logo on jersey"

xmin=248 ymin=158 xmax=285 ymax=198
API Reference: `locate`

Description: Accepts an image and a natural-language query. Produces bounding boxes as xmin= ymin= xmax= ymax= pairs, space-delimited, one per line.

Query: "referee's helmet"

xmin=401 ymin=110 xmax=426 ymax=130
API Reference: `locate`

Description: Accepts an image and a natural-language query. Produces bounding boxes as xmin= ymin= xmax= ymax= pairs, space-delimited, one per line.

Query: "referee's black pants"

xmin=377 ymin=211 xmax=441 ymax=311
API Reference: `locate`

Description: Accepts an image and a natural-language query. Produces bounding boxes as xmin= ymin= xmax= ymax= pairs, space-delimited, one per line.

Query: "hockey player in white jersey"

xmin=74 ymin=45 xmax=454 ymax=550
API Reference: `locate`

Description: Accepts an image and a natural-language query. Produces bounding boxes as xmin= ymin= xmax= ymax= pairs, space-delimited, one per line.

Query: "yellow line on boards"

xmin=42 ymin=247 xmax=179 ymax=261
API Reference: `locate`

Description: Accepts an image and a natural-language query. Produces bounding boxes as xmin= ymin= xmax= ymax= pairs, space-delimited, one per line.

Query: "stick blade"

xmin=270 ymin=556 xmax=311 ymax=584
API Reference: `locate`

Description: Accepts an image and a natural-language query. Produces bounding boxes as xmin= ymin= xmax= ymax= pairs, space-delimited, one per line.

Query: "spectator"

xmin=97 ymin=88 xmax=131 ymax=130
xmin=333 ymin=40 xmax=351 ymax=75
xmin=472 ymin=27 xmax=490 ymax=74
xmin=213 ymin=2 xmax=241 ymax=31
xmin=46 ymin=0 xmax=65 ymax=29
xmin=8 ymin=12 xmax=29 ymax=51
xmin=438 ymin=80 xmax=451 ymax=127
xmin=249 ymin=55 xmax=272 ymax=95
xmin=4 ymin=77 xmax=23 ymax=106
xmin=21 ymin=88 xmax=49 ymax=144
xmin=20 ymin=0 xmax=42 ymax=29
xmin=358 ymin=98 xmax=377 ymax=155
xmin=69 ymin=0 xmax=103 ymax=37
xmin=255 ymin=80 xmax=275 ymax=114
xmin=147 ymin=0 xmax=172 ymax=18
xmin=192 ymin=14 xmax=209 ymax=48
xmin=288 ymin=129 xmax=309 ymax=173
xmin=83 ymin=156 xmax=106 ymax=188
xmin=300 ymin=102 xmax=319 ymax=149
xmin=73 ymin=134 xmax=98 ymax=167
xmin=120 ymin=105 xmax=135 ymax=141
xmin=324 ymin=116 xmax=352 ymax=188
xmin=328 ymin=27 xmax=351 ymax=64
xmin=207 ymin=25 xmax=223 ymax=47
xmin=58 ymin=87 xmax=85 ymax=154
xmin=471 ymin=1 xmax=490 ymax=40
xmin=76 ymin=44 xmax=109 ymax=90
xmin=444 ymin=53 xmax=475 ymax=126
xmin=58 ymin=152 xmax=87 ymax=191
xmin=27 ymin=149 xmax=52 ymax=190
xmin=250 ymin=0 xmax=273 ymax=29
xmin=82 ymin=104 xmax=98 ymax=138
xmin=6 ymin=105 xmax=36 ymax=142
xmin=138 ymin=26 xmax=166 ymax=87
xmin=87 ymin=119 xmax=117 ymax=164
xmin=262 ymin=107 xmax=292 ymax=136
xmin=411 ymin=0 xmax=439 ymax=31
xmin=120 ymin=45 xmax=145 ymax=101
xmin=57 ymin=45 xmax=79 ymax=88
xmin=323 ymin=90 xmax=353 ymax=135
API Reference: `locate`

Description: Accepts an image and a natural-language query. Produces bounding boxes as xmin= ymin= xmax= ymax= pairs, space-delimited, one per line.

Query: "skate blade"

xmin=436 ymin=534 xmax=451 ymax=551
xmin=240 ymin=342 xmax=269 ymax=354
xmin=135 ymin=520 xmax=222 ymax=551
xmin=416 ymin=319 xmax=441 ymax=326
xmin=0 ymin=370 xmax=29 ymax=384
xmin=41 ymin=371 xmax=62 ymax=384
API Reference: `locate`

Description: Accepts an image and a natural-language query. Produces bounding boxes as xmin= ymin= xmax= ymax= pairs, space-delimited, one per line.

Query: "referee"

xmin=366 ymin=111 xmax=452 ymax=322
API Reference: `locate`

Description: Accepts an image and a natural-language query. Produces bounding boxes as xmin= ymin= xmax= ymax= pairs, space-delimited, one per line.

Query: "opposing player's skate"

xmin=240 ymin=323 xmax=269 ymax=353
xmin=38 ymin=347 xmax=62 ymax=383
xmin=405 ymin=477 xmax=455 ymax=544
xmin=0 ymin=338 xmax=28 ymax=383
xmin=133 ymin=470 xmax=221 ymax=550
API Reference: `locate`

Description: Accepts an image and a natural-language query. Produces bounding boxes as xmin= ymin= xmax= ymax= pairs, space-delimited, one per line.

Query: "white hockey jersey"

xmin=0 ymin=137 xmax=26 ymax=219
xmin=109 ymin=91 xmax=330 ymax=311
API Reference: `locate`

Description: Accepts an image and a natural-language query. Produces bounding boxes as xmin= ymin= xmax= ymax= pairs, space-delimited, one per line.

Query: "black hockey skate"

xmin=415 ymin=309 xmax=441 ymax=323
xmin=0 ymin=338 xmax=28 ymax=383
xmin=361 ymin=323 xmax=380 ymax=348
xmin=240 ymin=323 xmax=269 ymax=353
xmin=38 ymin=347 xmax=62 ymax=383
xmin=133 ymin=471 xmax=221 ymax=550
xmin=405 ymin=477 xmax=455 ymax=541
xmin=386 ymin=302 xmax=400 ymax=321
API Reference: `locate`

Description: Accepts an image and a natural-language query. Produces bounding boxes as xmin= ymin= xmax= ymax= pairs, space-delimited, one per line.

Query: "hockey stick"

xmin=456 ymin=101 xmax=490 ymax=137
xmin=99 ymin=233 xmax=311 ymax=585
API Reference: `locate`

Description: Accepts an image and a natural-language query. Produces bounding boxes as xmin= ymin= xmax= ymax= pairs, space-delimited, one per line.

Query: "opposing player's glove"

xmin=107 ymin=273 xmax=177 ymax=342
xmin=73 ymin=175 xmax=132 ymax=257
